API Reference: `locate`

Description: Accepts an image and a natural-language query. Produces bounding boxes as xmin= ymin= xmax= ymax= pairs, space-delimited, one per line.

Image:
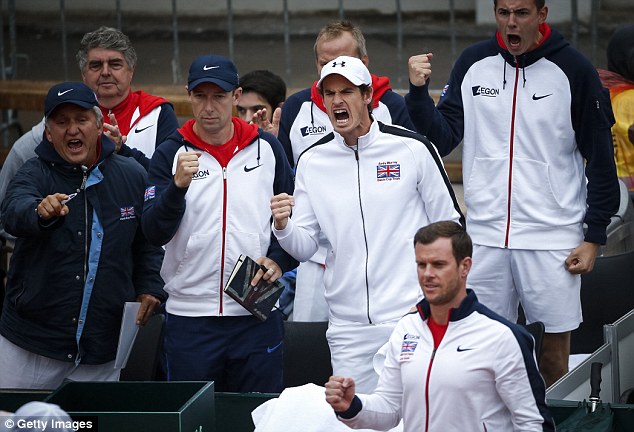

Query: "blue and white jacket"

xmin=142 ymin=118 xmax=296 ymax=317
xmin=337 ymin=290 xmax=555 ymax=432
xmin=406 ymin=25 xmax=619 ymax=249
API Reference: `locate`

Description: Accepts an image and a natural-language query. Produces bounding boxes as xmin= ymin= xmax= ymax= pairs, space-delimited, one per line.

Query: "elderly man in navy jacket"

xmin=0 ymin=82 xmax=165 ymax=389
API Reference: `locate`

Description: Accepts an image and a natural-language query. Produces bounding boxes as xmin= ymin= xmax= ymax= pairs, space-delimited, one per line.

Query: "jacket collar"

xmin=416 ymin=289 xmax=478 ymax=323
xmin=331 ymin=114 xmax=378 ymax=150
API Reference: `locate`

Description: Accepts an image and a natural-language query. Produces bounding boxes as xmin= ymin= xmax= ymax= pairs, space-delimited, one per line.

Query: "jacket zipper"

xmin=219 ymin=166 xmax=228 ymax=316
xmin=504 ymin=60 xmax=520 ymax=248
xmin=80 ymin=166 xmax=88 ymax=284
xmin=425 ymin=348 xmax=437 ymax=432
xmin=76 ymin=165 xmax=88 ymax=364
xmin=353 ymin=148 xmax=372 ymax=324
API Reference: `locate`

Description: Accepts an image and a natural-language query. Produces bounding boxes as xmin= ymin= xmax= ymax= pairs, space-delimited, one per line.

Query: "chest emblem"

xmin=120 ymin=206 xmax=136 ymax=221
xmin=300 ymin=125 xmax=327 ymax=137
xmin=192 ymin=169 xmax=210 ymax=180
xmin=399 ymin=333 xmax=419 ymax=361
xmin=377 ymin=161 xmax=400 ymax=181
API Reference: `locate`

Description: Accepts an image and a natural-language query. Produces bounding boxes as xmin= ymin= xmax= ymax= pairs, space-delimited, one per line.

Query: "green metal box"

xmin=44 ymin=381 xmax=214 ymax=432
xmin=0 ymin=390 xmax=52 ymax=413
xmin=215 ymin=392 xmax=277 ymax=432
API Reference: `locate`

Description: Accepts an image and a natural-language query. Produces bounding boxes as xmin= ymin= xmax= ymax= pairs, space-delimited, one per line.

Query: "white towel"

xmin=252 ymin=383 xmax=403 ymax=432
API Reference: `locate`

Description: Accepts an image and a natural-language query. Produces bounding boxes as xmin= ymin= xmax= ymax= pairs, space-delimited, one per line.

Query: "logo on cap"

xmin=187 ymin=54 xmax=239 ymax=92
xmin=317 ymin=55 xmax=372 ymax=89
xmin=44 ymin=82 xmax=99 ymax=118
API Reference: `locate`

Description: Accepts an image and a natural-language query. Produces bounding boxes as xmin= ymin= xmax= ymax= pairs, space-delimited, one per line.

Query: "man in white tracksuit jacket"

xmin=325 ymin=221 xmax=555 ymax=432
xmin=270 ymin=56 xmax=464 ymax=392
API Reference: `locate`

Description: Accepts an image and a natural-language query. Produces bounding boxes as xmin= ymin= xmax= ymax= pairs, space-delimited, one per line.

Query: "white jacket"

xmin=338 ymin=291 xmax=555 ymax=432
xmin=274 ymin=119 xmax=463 ymax=324
xmin=143 ymin=120 xmax=296 ymax=317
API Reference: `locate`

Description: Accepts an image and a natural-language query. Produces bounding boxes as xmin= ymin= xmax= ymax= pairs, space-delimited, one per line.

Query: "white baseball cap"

xmin=317 ymin=55 xmax=372 ymax=89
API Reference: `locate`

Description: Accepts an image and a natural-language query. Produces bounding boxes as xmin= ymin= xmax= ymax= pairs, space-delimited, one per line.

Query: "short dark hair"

xmin=414 ymin=221 xmax=472 ymax=264
xmin=494 ymin=0 xmax=545 ymax=10
xmin=239 ymin=70 xmax=287 ymax=109
xmin=77 ymin=26 xmax=137 ymax=72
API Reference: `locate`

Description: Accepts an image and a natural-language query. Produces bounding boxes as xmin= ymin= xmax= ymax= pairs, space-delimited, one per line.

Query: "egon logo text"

xmin=472 ymin=86 xmax=500 ymax=97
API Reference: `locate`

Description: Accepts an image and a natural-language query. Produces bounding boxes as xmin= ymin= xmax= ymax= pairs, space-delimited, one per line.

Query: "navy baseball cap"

xmin=187 ymin=54 xmax=239 ymax=92
xmin=44 ymin=82 xmax=98 ymax=118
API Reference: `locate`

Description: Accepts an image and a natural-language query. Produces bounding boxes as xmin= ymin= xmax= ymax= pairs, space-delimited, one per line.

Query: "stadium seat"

xmin=120 ymin=313 xmax=165 ymax=381
xmin=571 ymin=250 xmax=634 ymax=354
xmin=283 ymin=321 xmax=332 ymax=388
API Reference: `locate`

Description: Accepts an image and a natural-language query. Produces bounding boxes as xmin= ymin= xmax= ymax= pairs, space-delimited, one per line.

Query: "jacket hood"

xmin=607 ymin=24 xmax=634 ymax=82
xmin=496 ymin=24 xmax=567 ymax=68
xmin=177 ymin=117 xmax=260 ymax=167
xmin=99 ymin=90 xmax=172 ymax=136
xmin=495 ymin=24 xmax=567 ymax=89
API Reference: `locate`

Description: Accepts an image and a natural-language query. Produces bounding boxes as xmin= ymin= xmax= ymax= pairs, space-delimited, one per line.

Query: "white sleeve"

xmin=417 ymin=144 xmax=461 ymax=224
xmin=272 ymin=167 xmax=320 ymax=262
xmin=338 ymin=327 xmax=404 ymax=431
xmin=494 ymin=331 xmax=550 ymax=431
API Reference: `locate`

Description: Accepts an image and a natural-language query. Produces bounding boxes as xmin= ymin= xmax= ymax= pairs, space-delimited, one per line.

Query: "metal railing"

xmin=0 ymin=0 xmax=608 ymax=148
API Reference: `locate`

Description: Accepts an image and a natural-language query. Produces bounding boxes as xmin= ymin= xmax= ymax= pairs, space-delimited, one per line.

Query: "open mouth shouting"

xmin=67 ymin=138 xmax=84 ymax=152
xmin=507 ymin=34 xmax=521 ymax=50
xmin=334 ymin=108 xmax=350 ymax=126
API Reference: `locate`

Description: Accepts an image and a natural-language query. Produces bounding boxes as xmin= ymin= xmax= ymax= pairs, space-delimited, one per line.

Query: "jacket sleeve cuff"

xmin=408 ymin=81 xmax=431 ymax=98
xmin=161 ymin=180 xmax=189 ymax=210
xmin=584 ymin=224 xmax=608 ymax=245
xmin=272 ymin=219 xmax=294 ymax=240
xmin=336 ymin=395 xmax=362 ymax=419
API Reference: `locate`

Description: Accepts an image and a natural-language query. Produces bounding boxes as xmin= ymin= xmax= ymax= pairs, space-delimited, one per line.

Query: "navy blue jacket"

xmin=0 ymin=135 xmax=166 ymax=364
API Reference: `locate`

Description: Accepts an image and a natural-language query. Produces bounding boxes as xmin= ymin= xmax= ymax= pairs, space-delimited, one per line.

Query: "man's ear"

xmin=45 ymin=127 xmax=53 ymax=143
xmin=461 ymin=256 xmax=472 ymax=278
xmin=538 ymin=5 xmax=548 ymax=24
xmin=233 ymin=87 xmax=243 ymax=105
xmin=365 ymin=87 xmax=374 ymax=105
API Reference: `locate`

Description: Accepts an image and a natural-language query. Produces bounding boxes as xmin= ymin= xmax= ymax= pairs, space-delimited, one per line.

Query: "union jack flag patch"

xmin=144 ymin=186 xmax=156 ymax=201
xmin=441 ymin=83 xmax=449 ymax=97
xmin=120 ymin=206 xmax=136 ymax=220
xmin=399 ymin=333 xmax=419 ymax=361
xmin=377 ymin=162 xmax=400 ymax=181
xmin=401 ymin=340 xmax=418 ymax=353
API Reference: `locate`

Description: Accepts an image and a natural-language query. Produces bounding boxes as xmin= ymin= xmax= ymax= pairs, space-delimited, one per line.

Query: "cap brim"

xmin=316 ymin=72 xmax=369 ymax=89
xmin=188 ymin=78 xmax=236 ymax=92
xmin=46 ymin=100 xmax=96 ymax=118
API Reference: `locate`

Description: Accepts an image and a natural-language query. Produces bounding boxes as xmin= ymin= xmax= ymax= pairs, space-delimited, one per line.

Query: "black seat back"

xmin=120 ymin=313 xmax=165 ymax=381
xmin=283 ymin=321 xmax=332 ymax=388
xmin=571 ymin=250 xmax=634 ymax=354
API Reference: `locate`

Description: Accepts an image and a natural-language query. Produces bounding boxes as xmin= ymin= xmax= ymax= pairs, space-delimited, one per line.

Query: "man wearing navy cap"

xmin=271 ymin=56 xmax=464 ymax=392
xmin=0 ymin=82 xmax=166 ymax=389
xmin=142 ymin=55 xmax=295 ymax=392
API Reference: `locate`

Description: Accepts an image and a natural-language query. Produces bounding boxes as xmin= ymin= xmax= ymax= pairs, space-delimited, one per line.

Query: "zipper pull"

xmin=80 ymin=165 xmax=88 ymax=191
